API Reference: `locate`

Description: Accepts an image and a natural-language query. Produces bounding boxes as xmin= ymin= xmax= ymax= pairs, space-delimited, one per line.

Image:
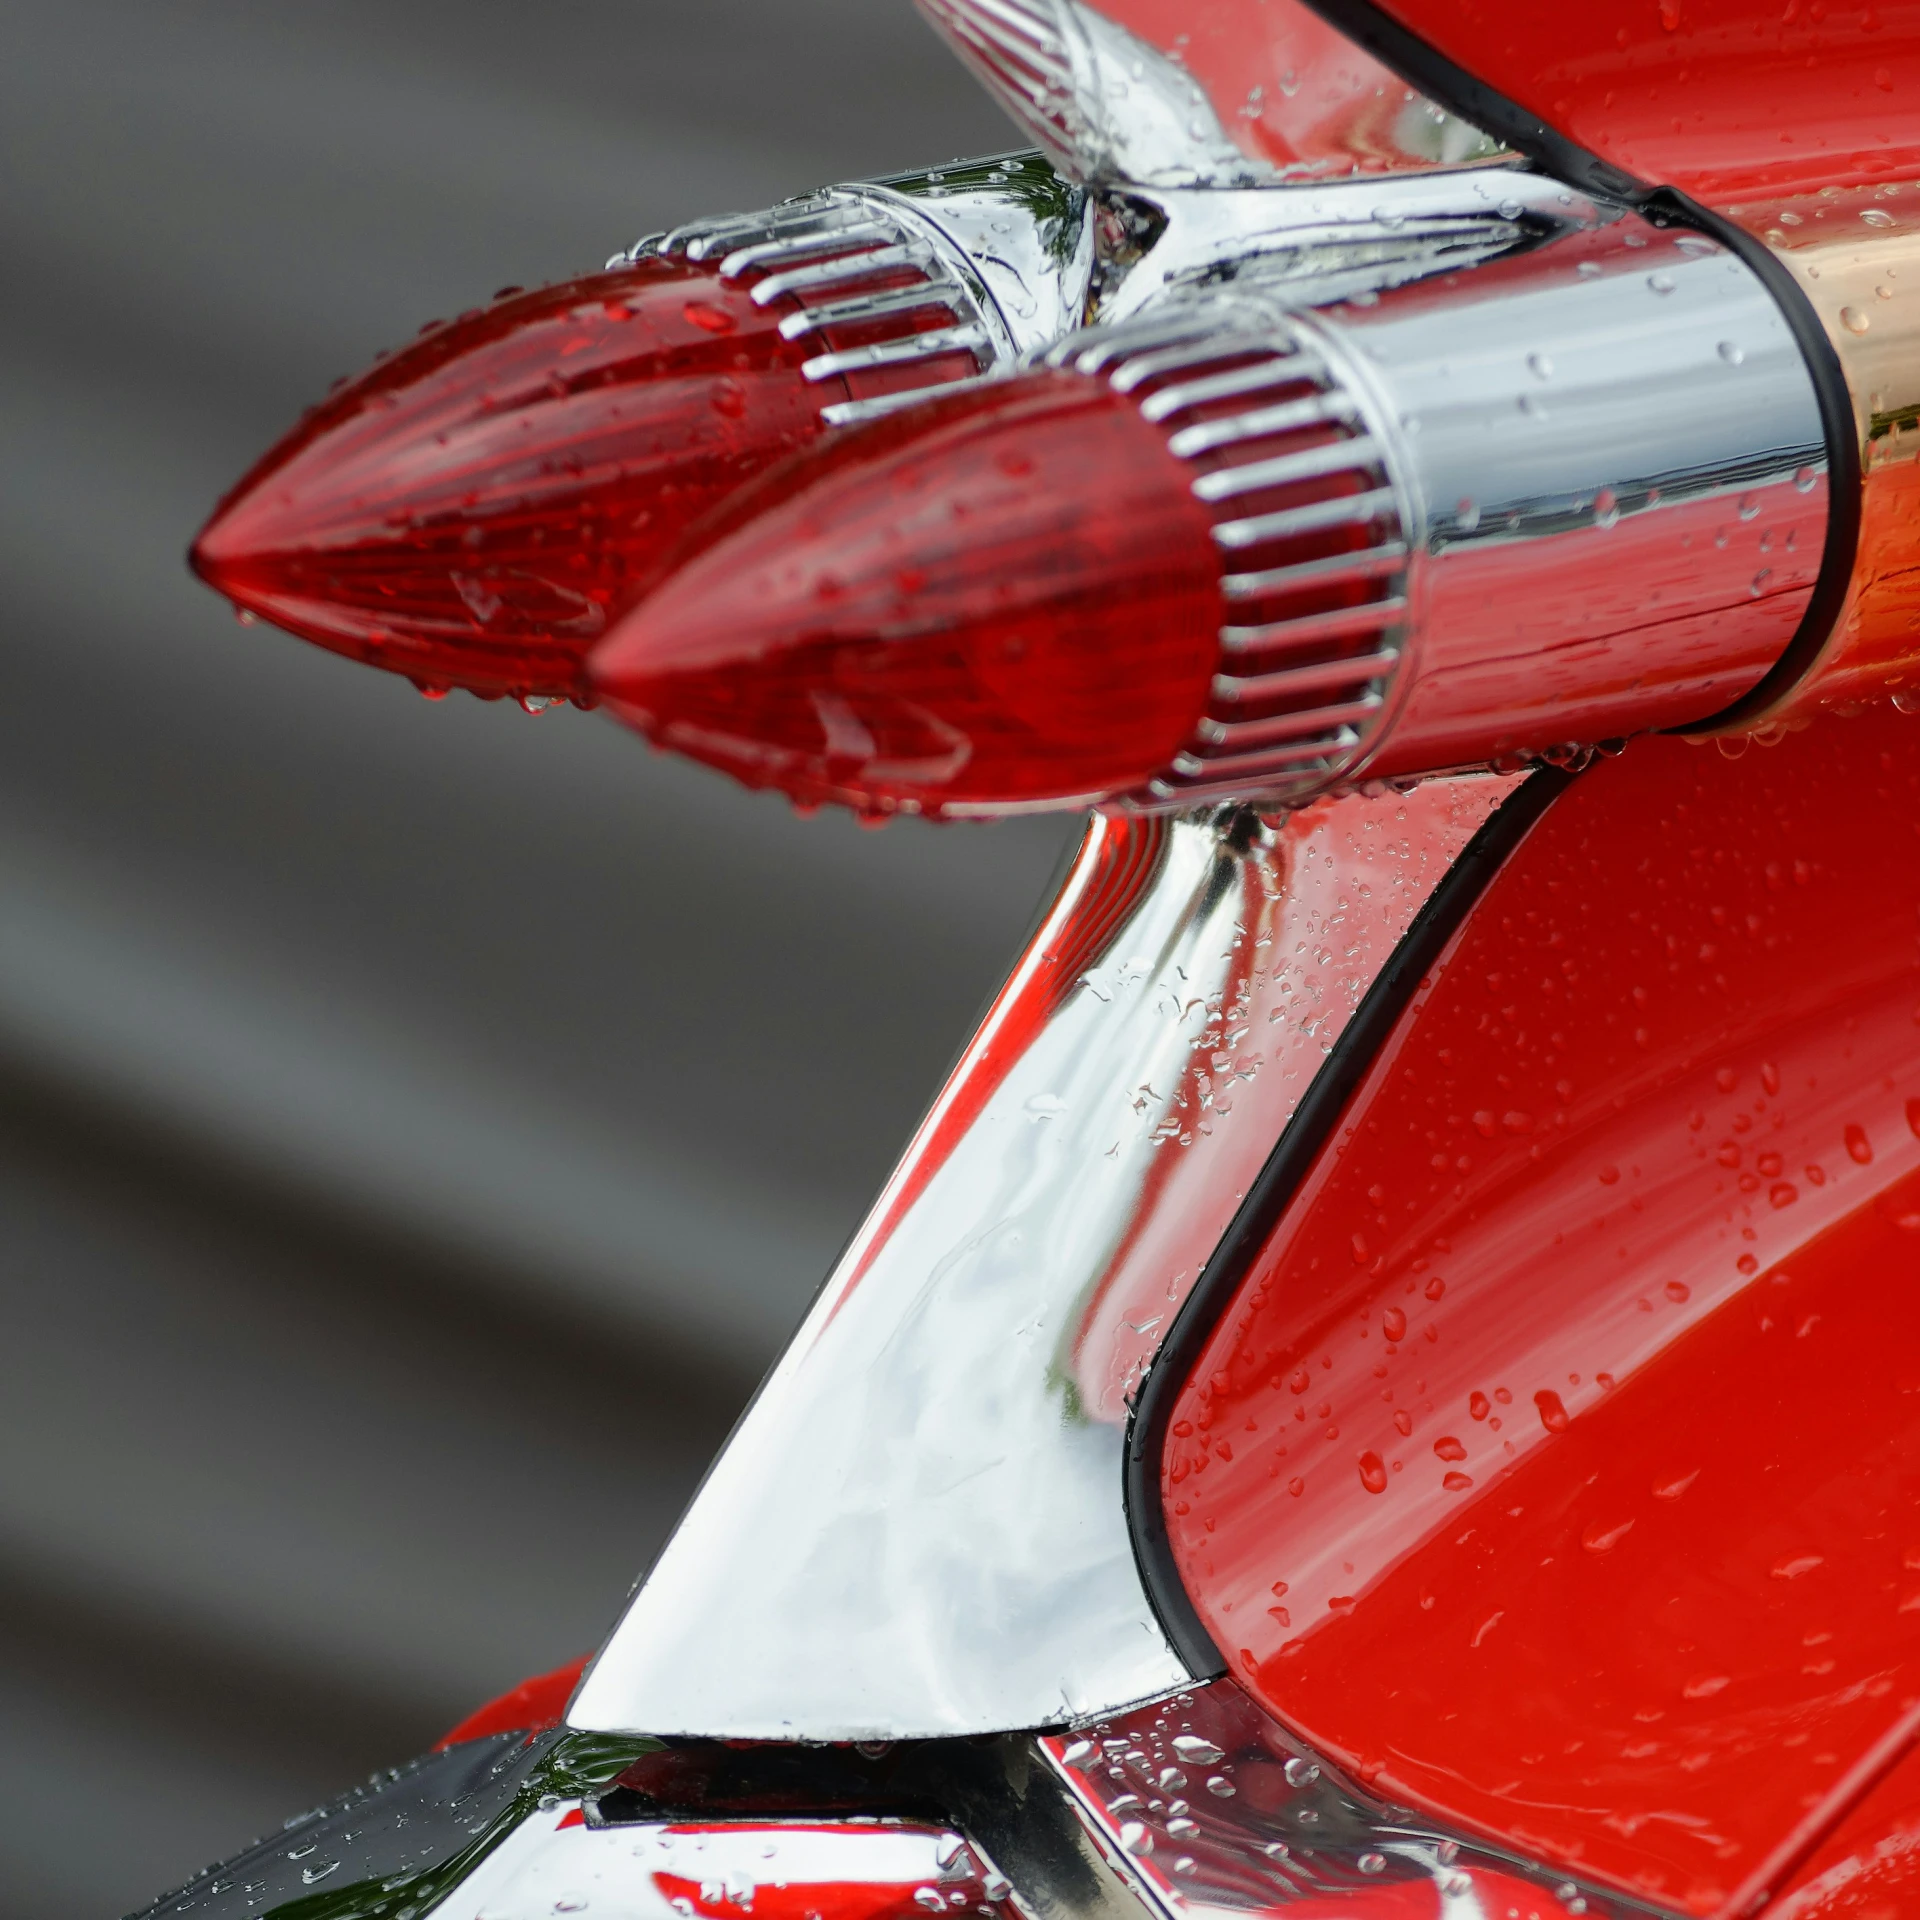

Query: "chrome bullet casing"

xmin=1038 ymin=186 xmax=1831 ymax=806
xmin=570 ymin=779 xmax=1516 ymax=1743
xmin=614 ymin=152 xmax=1097 ymax=425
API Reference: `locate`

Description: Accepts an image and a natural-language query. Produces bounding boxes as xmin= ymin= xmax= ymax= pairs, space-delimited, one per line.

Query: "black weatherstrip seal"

xmin=1642 ymin=190 xmax=1864 ymax=735
xmin=1123 ymin=766 xmax=1577 ymax=1678
xmin=1290 ymin=0 xmax=1644 ymax=203
xmin=1289 ymin=2 xmax=1862 ymax=733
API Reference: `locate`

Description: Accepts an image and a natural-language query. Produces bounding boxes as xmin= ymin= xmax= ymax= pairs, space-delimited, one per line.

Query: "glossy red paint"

xmin=1094 ymin=0 xmax=1497 ymax=180
xmin=433 ymin=1653 xmax=587 ymax=1748
xmin=1345 ymin=0 xmax=1920 ymax=201
xmin=192 ymin=256 xmax=847 ymax=701
xmin=1771 ymin=1741 xmax=1920 ymax=1916
xmin=587 ymin=370 xmax=1222 ymax=818
xmin=1161 ymin=710 xmax=1920 ymax=1916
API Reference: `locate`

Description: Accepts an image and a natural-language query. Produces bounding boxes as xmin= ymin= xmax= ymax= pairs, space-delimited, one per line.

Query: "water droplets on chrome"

xmin=1044 ymin=1682 xmax=1623 ymax=1917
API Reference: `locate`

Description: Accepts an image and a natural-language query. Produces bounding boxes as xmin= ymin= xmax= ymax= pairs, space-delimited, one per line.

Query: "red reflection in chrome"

xmin=1362 ymin=0 xmax=1920 ymax=199
xmin=1772 ymin=1742 xmax=1920 ymax=1917
xmin=433 ymin=1652 xmax=587 ymax=1748
xmin=588 ymin=370 xmax=1221 ymax=818
xmin=193 ymin=257 xmax=842 ymax=700
xmin=1093 ymin=0 xmax=1497 ymax=180
xmin=1163 ymin=711 xmax=1920 ymax=1916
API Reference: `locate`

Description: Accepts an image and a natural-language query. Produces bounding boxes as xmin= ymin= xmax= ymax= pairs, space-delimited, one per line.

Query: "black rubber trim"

xmin=1290 ymin=0 xmax=1647 ymax=204
xmin=1642 ymin=190 xmax=1865 ymax=734
xmin=1123 ymin=766 xmax=1578 ymax=1677
xmin=1287 ymin=2 xmax=1863 ymax=735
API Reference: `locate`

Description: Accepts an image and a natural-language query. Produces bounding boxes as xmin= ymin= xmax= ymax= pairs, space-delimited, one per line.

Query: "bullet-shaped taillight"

xmin=591 ymin=201 xmax=1835 ymax=816
xmin=191 ymin=159 xmax=1088 ymax=702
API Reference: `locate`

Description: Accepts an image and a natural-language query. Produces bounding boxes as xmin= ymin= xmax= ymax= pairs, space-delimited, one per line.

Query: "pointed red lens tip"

xmin=585 ymin=370 xmax=1224 ymax=818
xmin=190 ymin=256 xmax=835 ymax=700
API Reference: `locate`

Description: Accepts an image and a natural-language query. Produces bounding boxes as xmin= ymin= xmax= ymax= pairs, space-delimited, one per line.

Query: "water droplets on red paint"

xmin=1382 ymin=1307 xmax=1407 ymax=1342
xmin=1582 ymin=1518 xmax=1635 ymax=1553
xmin=1469 ymin=1391 xmax=1492 ymax=1421
xmin=1443 ymin=1471 xmax=1474 ymax=1492
xmin=1846 ymin=1122 xmax=1874 ymax=1164
xmin=1535 ymin=1390 xmax=1570 ymax=1433
xmin=1434 ymin=1436 xmax=1468 ymax=1462
xmin=1358 ymin=1452 xmax=1388 ymax=1495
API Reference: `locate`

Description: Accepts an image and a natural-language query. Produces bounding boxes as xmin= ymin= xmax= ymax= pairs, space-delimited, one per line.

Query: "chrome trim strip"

xmin=570 ymin=780 xmax=1518 ymax=1741
xmin=1041 ymin=1679 xmax=1650 ymax=1919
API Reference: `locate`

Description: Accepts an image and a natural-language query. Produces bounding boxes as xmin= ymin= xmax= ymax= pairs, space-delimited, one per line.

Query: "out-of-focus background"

xmin=0 ymin=7 xmax=1069 ymax=1912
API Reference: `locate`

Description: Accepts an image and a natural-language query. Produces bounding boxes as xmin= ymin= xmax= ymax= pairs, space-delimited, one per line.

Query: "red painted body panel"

xmin=1364 ymin=0 xmax=1920 ymax=199
xmin=1095 ymin=0 xmax=1492 ymax=181
xmin=1161 ymin=711 xmax=1920 ymax=1915
xmin=1772 ymin=1742 xmax=1920 ymax=1916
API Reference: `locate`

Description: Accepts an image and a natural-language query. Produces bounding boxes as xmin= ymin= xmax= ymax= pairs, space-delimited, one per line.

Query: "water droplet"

xmin=917 ymin=1889 xmax=948 ymax=1910
xmin=1751 ymin=568 xmax=1774 ymax=597
xmin=1158 ymin=1765 xmax=1187 ymax=1790
xmin=682 ymin=300 xmax=736 ymax=334
xmin=1469 ymin=1391 xmax=1491 ymax=1420
xmin=1382 ymin=1306 xmax=1407 ymax=1341
xmin=1842 ymin=306 xmax=1872 ymax=334
xmin=1497 ymin=198 xmax=1524 ymax=219
xmin=1528 ymin=351 xmax=1554 ymax=380
xmin=982 ymin=1871 xmax=1011 ymax=1902
xmin=1443 ymin=1470 xmax=1474 ymax=1491
xmin=1061 ymin=1738 xmax=1095 ymax=1765
xmin=1718 ymin=340 xmax=1746 ymax=365
xmin=1434 ymin=1434 xmax=1467 ymax=1461
xmin=1283 ymin=1756 xmax=1321 ymax=1787
xmin=1358 ymin=1451 xmax=1388 ymax=1494
xmin=1206 ymin=1774 xmax=1237 ymax=1797
xmin=1795 ymin=465 xmax=1819 ymax=493
xmin=1359 ymin=1852 xmax=1387 ymax=1875
xmin=1172 ymin=1735 xmax=1224 ymax=1765
xmin=1847 ymin=1123 xmax=1874 ymax=1163
xmin=1582 ymin=1517 xmax=1635 ymax=1553
xmin=1594 ymin=486 xmax=1620 ymax=529
xmin=553 ymin=1899 xmax=590 ymax=1916
xmin=1535 ymin=1389 xmax=1570 ymax=1433
xmin=1455 ymin=497 xmax=1481 ymax=531
xmin=1648 ymin=271 xmax=1677 ymax=294
xmin=1865 ymin=207 xmax=1896 ymax=226
xmin=1118 ymin=1821 xmax=1152 ymax=1854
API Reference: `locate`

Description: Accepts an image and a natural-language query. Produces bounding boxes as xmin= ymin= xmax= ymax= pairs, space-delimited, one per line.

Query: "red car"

xmin=150 ymin=2 xmax=1920 ymax=1916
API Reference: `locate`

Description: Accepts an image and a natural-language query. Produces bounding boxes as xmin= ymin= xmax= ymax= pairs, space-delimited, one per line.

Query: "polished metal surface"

xmin=570 ymin=778 xmax=1515 ymax=1741
xmin=439 ymin=1805 xmax=1024 ymax=1920
xmin=1087 ymin=167 xmax=1570 ymax=329
xmin=1720 ymin=185 xmax=1920 ymax=723
xmin=631 ymin=153 xmax=1095 ymax=425
xmin=1035 ymin=184 xmax=1828 ymax=805
xmin=1039 ymin=1681 xmax=1650 ymax=1920
xmin=914 ymin=0 xmax=1500 ymax=193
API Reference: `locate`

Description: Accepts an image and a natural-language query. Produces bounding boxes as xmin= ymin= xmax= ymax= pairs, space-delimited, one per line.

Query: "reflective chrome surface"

xmin=1041 ymin=1681 xmax=1648 ymax=1920
xmin=1722 ymin=184 xmax=1920 ymax=723
xmin=914 ymin=0 xmax=1500 ymax=192
xmin=436 ymin=1805 xmax=1024 ymax=1920
xmin=1088 ymin=168 xmax=1570 ymax=330
xmin=1037 ymin=191 xmax=1828 ymax=805
xmin=617 ymin=153 xmax=1095 ymax=425
xmin=570 ymin=780 xmax=1514 ymax=1741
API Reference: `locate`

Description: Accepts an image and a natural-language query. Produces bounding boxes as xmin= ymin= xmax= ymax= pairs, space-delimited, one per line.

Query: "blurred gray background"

xmin=0 ymin=6 xmax=1071 ymax=1912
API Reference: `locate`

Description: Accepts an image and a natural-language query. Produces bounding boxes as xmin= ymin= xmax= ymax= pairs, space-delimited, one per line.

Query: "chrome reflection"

xmin=613 ymin=151 xmax=1096 ymax=427
xmin=914 ymin=0 xmax=1501 ymax=192
xmin=437 ymin=1805 xmax=1025 ymax=1920
xmin=1041 ymin=1680 xmax=1650 ymax=1920
xmin=570 ymin=780 xmax=1515 ymax=1742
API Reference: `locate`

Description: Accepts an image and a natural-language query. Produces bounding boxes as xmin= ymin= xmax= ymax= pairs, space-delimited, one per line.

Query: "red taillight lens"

xmin=587 ymin=369 xmax=1228 ymax=817
xmin=192 ymin=255 xmax=836 ymax=700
